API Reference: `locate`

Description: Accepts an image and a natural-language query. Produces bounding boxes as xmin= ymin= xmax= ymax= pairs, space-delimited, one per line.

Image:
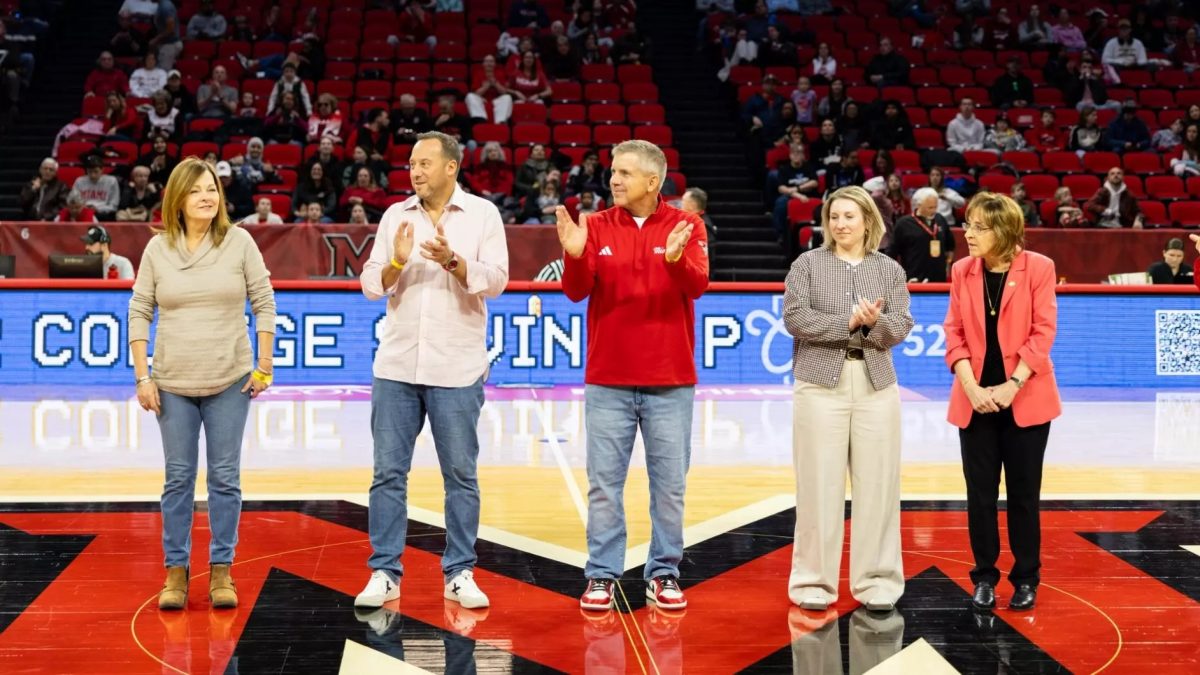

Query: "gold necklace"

xmin=985 ymin=270 xmax=1008 ymax=317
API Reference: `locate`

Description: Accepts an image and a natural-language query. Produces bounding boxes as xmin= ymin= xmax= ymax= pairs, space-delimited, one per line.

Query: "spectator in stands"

xmin=988 ymin=7 xmax=1016 ymax=49
xmin=347 ymin=203 xmax=370 ymax=225
xmin=823 ymin=151 xmax=865 ymax=196
xmin=56 ymin=190 xmax=99 ymax=223
xmin=1010 ymin=182 xmax=1039 ymax=226
xmin=580 ymin=33 xmax=608 ymax=65
xmin=466 ymin=54 xmax=515 ymax=124
xmin=1188 ymin=105 xmax=1200 ymax=127
xmin=306 ymin=93 xmax=342 ymax=144
xmin=743 ymin=74 xmax=784 ymax=146
xmin=516 ymin=142 xmax=552 ymax=200
xmin=717 ymin=26 xmax=758 ymax=81
xmin=129 ymin=52 xmax=166 ymax=99
xmin=1018 ymin=4 xmax=1052 ymax=47
xmin=954 ymin=0 xmax=989 ymax=15
xmin=212 ymin=160 xmax=252 ymax=220
xmin=356 ymin=108 xmax=392 ymax=175
xmin=509 ymin=0 xmax=549 ymax=29
xmin=104 ymin=92 xmax=141 ymax=140
xmin=681 ymin=187 xmax=716 ymax=252
xmin=162 ymin=69 xmax=195 ymax=117
xmin=947 ymin=97 xmax=986 ymax=153
xmin=871 ymin=100 xmax=915 ymax=151
xmin=928 ymin=166 xmax=965 ymax=226
xmin=1170 ymin=123 xmax=1200 ymax=177
xmin=238 ymin=137 xmax=278 ymax=188
xmin=984 ymin=113 xmax=1026 ymax=153
xmin=259 ymin=4 xmax=291 ymax=43
xmin=518 ymin=176 xmax=561 ymax=223
xmin=953 ymin=13 xmax=985 ymax=50
xmin=292 ymin=162 xmax=336 ymax=222
xmin=743 ymin=0 xmax=771 ymax=42
xmin=758 ymin=26 xmax=796 ymax=68
xmin=392 ymin=94 xmax=432 ymax=146
xmin=149 ymin=0 xmax=183 ymax=70
xmin=84 ymin=51 xmax=129 ymax=98
xmin=302 ymin=136 xmax=341 ymax=188
xmin=79 ymin=224 xmax=134 ymax=278
xmin=1041 ymin=44 xmax=1070 ymax=91
xmin=545 ymin=36 xmax=582 ymax=81
xmin=1106 ymin=102 xmax=1152 ymax=153
xmin=791 ymin=76 xmax=817 ymax=125
xmin=839 ymin=101 xmax=869 ymax=150
xmin=186 ymin=0 xmax=227 ymax=40
xmin=339 ymin=166 xmax=387 ymax=222
xmin=511 ymin=52 xmax=553 ymax=105
xmin=138 ymin=135 xmax=176 ymax=189
xmin=1147 ymin=238 xmax=1194 ymax=284
xmin=116 ymin=165 xmax=160 ymax=222
xmin=145 ymin=90 xmax=181 ymax=141
xmin=1021 ymin=109 xmax=1061 ymax=154
xmin=216 ymin=90 xmax=262 ymax=141
xmin=1102 ymin=20 xmax=1148 ymax=69
xmin=1049 ymin=8 xmax=1086 ymax=52
xmin=196 ymin=65 xmax=237 ymax=118
xmin=1068 ymin=106 xmax=1106 ymax=153
xmin=261 ymin=90 xmax=306 ymax=144
xmin=772 ymin=144 xmax=819 ymax=239
xmin=110 ymin=11 xmax=146 ymax=57
xmin=990 ymin=58 xmax=1032 ymax=109
xmin=866 ymin=37 xmax=910 ymax=86
xmin=810 ymin=119 xmax=844 ymax=170
xmin=611 ymin=26 xmax=650 ymax=65
xmin=229 ymin=13 xmax=256 ymax=43
xmin=73 ymin=156 xmax=120 ymax=220
xmin=1161 ymin=14 xmax=1186 ymax=56
xmin=20 ymin=157 xmax=68 ymax=221
xmin=567 ymin=149 xmax=608 ymax=200
xmin=884 ymin=173 xmax=908 ymax=216
xmin=339 ymin=145 xmax=381 ymax=191
xmin=1085 ymin=167 xmax=1143 ymax=228
xmin=267 ymin=61 xmax=312 ymax=117
xmin=468 ymin=142 xmax=515 ymax=209
xmin=1052 ymin=186 xmax=1086 ymax=227
xmin=891 ymin=187 xmax=954 ymax=282
xmin=1154 ymin=118 xmax=1185 ymax=153
xmin=817 ymin=78 xmax=848 ymax=119
xmin=1175 ymin=27 xmax=1200 ymax=71
xmin=568 ymin=7 xmax=600 ymax=46
xmin=428 ymin=92 xmax=473 ymax=151
xmin=242 ymin=197 xmax=284 ymax=225
xmin=1065 ymin=61 xmax=1117 ymax=111
xmin=296 ymin=200 xmax=329 ymax=224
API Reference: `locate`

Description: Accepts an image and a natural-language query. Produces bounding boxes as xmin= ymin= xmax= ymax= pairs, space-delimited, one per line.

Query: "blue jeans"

xmin=157 ymin=374 xmax=252 ymax=568
xmin=773 ymin=194 xmax=795 ymax=237
xmin=368 ymin=376 xmax=485 ymax=582
xmin=584 ymin=385 xmax=694 ymax=581
xmin=256 ymin=53 xmax=286 ymax=80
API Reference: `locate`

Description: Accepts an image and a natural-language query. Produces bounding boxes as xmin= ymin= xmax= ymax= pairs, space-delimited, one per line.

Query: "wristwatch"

xmin=442 ymin=253 xmax=459 ymax=272
xmin=1009 ymin=375 xmax=1025 ymax=389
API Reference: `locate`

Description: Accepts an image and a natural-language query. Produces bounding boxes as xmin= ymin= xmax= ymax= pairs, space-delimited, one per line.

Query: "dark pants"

xmin=959 ymin=409 xmax=1051 ymax=588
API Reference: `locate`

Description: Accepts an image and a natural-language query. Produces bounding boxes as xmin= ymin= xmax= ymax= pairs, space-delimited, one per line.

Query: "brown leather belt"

xmin=845 ymin=348 xmax=865 ymax=361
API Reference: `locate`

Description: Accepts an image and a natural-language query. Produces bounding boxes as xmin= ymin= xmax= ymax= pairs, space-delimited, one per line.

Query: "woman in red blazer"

xmin=943 ymin=192 xmax=1061 ymax=613
xmin=1191 ymin=234 xmax=1200 ymax=290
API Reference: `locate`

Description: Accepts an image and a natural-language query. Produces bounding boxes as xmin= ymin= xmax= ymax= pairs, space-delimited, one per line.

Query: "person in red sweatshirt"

xmin=558 ymin=139 xmax=709 ymax=613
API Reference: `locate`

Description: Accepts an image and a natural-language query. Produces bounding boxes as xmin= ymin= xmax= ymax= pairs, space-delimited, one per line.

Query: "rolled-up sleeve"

xmin=362 ymin=211 xmax=402 ymax=301
xmin=128 ymin=238 xmax=158 ymax=343
xmin=243 ymin=231 xmax=276 ymax=333
xmin=465 ymin=203 xmax=509 ymax=298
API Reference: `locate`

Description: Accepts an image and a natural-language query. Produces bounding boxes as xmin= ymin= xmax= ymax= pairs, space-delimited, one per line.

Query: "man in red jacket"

xmin=1192 ymin=234 xmax=1200 ymax=290
xmin=558 ymin=140 xmax=709 ymax=613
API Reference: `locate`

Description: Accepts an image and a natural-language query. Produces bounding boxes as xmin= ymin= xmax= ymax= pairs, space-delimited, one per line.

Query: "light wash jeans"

xmin=157 ymin=373 xmax=251 ymax=568
xmin=584 ymin=385 xmax=694 ymax=581
xmin=367 ymin=376 xmax=485 ymax=583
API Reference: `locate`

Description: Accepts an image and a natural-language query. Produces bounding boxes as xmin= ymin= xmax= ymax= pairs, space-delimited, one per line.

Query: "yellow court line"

xmin=909 ymin=551 xmax=1122 ymax=675
xmin=615 ymin=580 xmax=661 ymax=675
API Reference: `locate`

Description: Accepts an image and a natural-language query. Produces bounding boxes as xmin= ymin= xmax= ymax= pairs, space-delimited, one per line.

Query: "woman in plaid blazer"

xmin=782 ymin=185 xmax=914 ymax=612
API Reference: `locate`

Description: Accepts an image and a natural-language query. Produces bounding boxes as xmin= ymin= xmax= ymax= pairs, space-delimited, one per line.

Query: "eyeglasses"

xmin=962 ymin=223 xmax=993 ymax=233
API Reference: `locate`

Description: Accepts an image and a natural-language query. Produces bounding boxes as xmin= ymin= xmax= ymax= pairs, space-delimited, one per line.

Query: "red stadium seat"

xmin=584 ymin=83 xmax=621 ymax=103
xmin=1139 ymin=200 xmax=1167 ymax=226
xmin=550 ymin=81 xmax=582 ymax=103
xmin=1002 ymin=151 xmax=1042 ymax=173
xmin=387 ymin=169 xmax=413 ymax=194
xmin=787 ymin=198 xmax=822 ymax=224
xmin=1168 ymin=200 xmax=1200 ymax=226
xmin=512 ymin=124 xmax=551 ymax=146
xmin=1123 ymin=152 xmax=1165 ymax=175
xmin=1041 ymin=151 xmax=1082 ymax=174
xmin=628 ymin=103 xmax=665 ymax=125
xmin=1147 ymin=176 xmax=1188 ymax=200
xmin=963 ymin=150 xmax=1000 ymax=169
xmin=580 ymin=63 xmax=615 ymax=83
xmin=1082 ymin=152 xmax=1122 ymax=175
xmin=634 ymin=124 xmax=672 ymax=146
xmin=593 ymin=124 xmax=632 ymax=146
xmin=914 ymin=128 xmax=945 ymax=149
xmin=511 ymin=102 xmax=547 ymax=123
xmin=263 ymin=144 xmax=301 ymax=169
xmin=553 ymin=125 xmax=591 ymax=147
xmin=472 ymin=123 xmax=510 ymax=144
xmin=1062 ymin=174 xmax=1101 ymax=197
xmin=617 ymin=64 xmax=653 ymax=83
xmin=253 ymin=194 xmax=293 ymax=220
xmin=979 ymin=173 xmax=1017 ymax=194
xmin=1021 ymin=174 xmax=1060 ymax=200
xmin=588 ymin=103 xmax=626 ymax=124
xmin=1188 ymin=176 xmax=1200 ymax=197
xmin=181 ymin=141 xmax=218 ymax=159
xmin=622 ymin=83 xmax=659 ymax=103
xmin=57 ymin=141 xmax=97 ymax=164
xmin=548 ymin=103 xmax=586 ymax=124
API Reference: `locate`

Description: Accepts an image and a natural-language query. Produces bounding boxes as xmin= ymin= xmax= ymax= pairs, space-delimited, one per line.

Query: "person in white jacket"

xmin=946 ymin=98 xmax=986 ymax=152
xmin=1101 ymin=20 xmax=1148 ymax=68
xmin=128 ymin=52 xmax=166 ymax=99
xmin=928 ymin=166 xmax=966 ymax=226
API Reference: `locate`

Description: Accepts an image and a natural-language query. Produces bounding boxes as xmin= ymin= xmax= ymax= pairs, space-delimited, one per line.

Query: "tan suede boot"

xmin=209 ymin=564 xmax=238 ymax=608
xmin=158 ymin=566 xmax=189 ymax=610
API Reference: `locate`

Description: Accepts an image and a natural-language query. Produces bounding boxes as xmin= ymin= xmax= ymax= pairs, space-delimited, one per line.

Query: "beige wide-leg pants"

xmin=789 ymin=360 xmax=904 ymax=607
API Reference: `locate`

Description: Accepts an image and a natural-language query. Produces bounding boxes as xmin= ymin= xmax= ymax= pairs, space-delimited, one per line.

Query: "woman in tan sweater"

xmin=128 ymin=157 xmax=276 ymax=611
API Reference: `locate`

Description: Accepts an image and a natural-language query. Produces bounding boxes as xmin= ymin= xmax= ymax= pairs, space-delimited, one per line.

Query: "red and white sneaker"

xmin=646 ymin=576 xmax=687 ymax=610
xmin=580 ymin=578 xmax=616 ymax=611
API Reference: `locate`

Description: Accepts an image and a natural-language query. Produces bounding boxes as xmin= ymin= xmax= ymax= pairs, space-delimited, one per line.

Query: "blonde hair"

xmin=612 ymin=139 xmax=667 ymax=185
xmin=157 ymin=156 xmax=233 ymax=247
xmin=821 ymin=185 xmax=887 ymax=254
xmin=965 ymin=192 xmax=1025 ymax=262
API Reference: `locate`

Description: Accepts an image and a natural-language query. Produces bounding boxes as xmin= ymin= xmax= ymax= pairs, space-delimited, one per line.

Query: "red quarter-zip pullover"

xmin=561 ymin=199 xmax=709 ymax=386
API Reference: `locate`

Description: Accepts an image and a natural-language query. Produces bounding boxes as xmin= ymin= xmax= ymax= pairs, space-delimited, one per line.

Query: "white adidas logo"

xmin=599 ymin=246 xmax=614 ymax=256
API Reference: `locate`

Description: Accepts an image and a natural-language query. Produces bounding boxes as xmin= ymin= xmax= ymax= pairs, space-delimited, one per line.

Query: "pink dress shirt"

xmin=361 ymin=186 xmax=509 ymax=387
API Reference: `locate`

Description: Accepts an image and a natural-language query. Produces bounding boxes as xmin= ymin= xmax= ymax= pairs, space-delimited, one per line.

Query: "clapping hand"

xmin=849 ymin=296 xmax=885 ymax=330
xmin=664 ymin=220 xmax=693 ymax=262
xmin=1190 ymin=233 xmax=1200 ymax=255
xmin=419 ymin=222 xmax=453 ymax=266
xmin=392 ymin=220 xmax=414 ymax=263
xmin=555 ymin=205 xmax=588 ymax=258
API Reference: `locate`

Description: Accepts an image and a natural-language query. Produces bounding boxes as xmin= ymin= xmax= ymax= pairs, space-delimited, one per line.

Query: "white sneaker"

xmin=354 ymin=570 xmax=400 ymax=608
xmin=444 ymin=569 xmax=489 ymax=609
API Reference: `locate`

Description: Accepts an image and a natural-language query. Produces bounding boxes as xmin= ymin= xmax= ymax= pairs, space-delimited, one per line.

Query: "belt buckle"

xmin=845 ymin=348 xmax=865 ymax=361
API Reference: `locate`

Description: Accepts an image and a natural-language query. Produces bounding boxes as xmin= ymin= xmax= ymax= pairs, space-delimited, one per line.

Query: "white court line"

xmin=339 ymin=639 xmax=432 ymax=674
xmin=864 ymin=638 xmax=960 ymax=675
xmin=528 ymin=392 xmax=590 ymax=527
xmin=1183 ymin=545 xmax=1200 ymax=558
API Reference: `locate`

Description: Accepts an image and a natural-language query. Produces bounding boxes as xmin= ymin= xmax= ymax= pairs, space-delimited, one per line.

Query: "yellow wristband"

xmin=251 ymin=369 xmax=273 ymax=386
xmin=390 ymin=257 xmax=405 ymax=270
xmin=665 ymin=251 xmax=682 ymax=264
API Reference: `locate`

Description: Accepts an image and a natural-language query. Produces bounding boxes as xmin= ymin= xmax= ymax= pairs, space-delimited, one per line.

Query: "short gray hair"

xmin=416 ymin=131 xmax=463 ymax=165
xmin=612 ymin=139 xmax=667 ymax=186
xmin=41 ymin=157 xmax=58 ymax=170
xmin=911 ymin=187 xmax=939 ymax=209
xmin=684 ymin=187 xmax=708 ymax=210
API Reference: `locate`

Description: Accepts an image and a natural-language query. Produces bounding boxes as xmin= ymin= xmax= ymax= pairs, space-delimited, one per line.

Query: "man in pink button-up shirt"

xmin=354 ymin=132 xmax=509 ymax=612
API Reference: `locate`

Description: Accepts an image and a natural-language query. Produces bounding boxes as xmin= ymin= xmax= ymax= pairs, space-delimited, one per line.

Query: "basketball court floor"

xmin=1 ymin=384 xmax=1198 ymax=673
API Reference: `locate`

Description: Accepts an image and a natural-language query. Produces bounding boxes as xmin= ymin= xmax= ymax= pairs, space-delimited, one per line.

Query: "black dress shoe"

xmin=972 ymin=582 xmax=996 ymax=609
xmin=1009 ymin=584 xmax=1037 ymax=610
